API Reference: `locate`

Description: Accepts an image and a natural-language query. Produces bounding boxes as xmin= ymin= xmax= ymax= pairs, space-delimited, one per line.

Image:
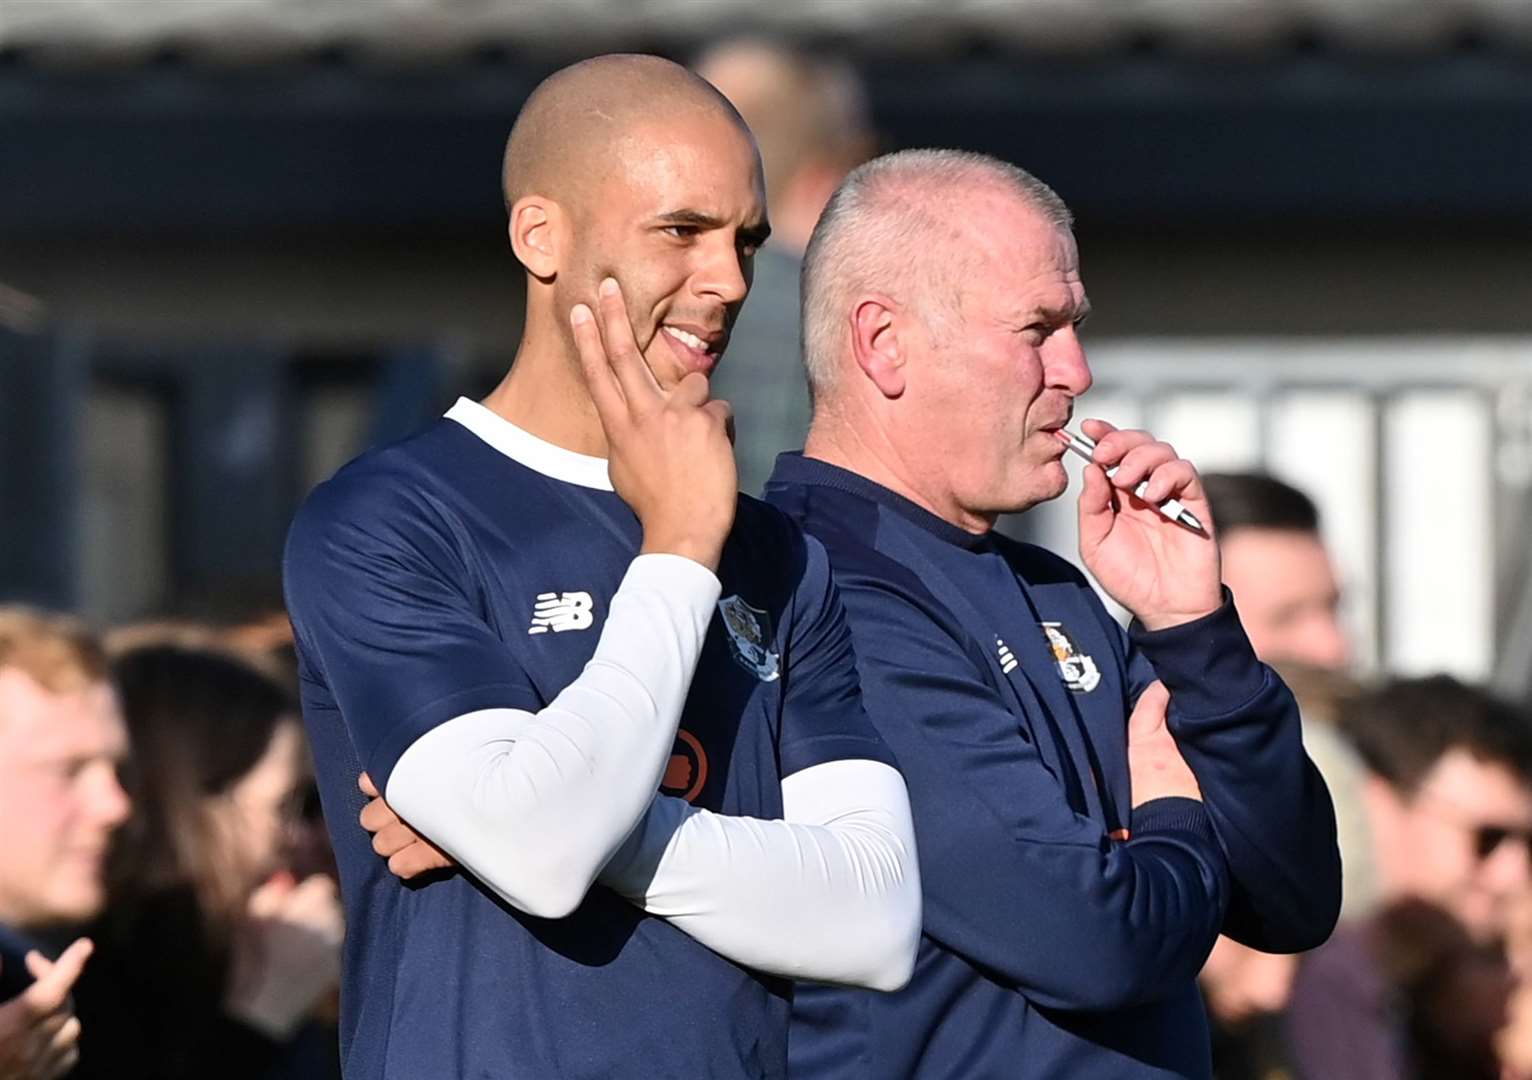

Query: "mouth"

xmin=659 ymin=323 xmax=727 ymax=377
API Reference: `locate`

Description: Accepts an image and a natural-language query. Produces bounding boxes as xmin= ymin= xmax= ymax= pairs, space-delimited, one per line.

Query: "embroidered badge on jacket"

xmin=1039 ymin=621 xmax=1101 ymax=693
xmin=718 ymin=595 xmax=780 ymax=682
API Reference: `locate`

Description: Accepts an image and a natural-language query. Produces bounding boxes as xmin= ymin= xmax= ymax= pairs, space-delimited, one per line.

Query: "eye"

xmin=662 ymin=224 xmax=699 ymax=240
xmin=51 ymin=757 xmax=90 ymax=783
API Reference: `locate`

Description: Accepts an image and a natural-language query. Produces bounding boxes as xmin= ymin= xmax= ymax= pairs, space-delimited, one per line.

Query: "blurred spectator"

xmin=1202 ymin=472 xmax=1349 ymax=671
xmin=106 ymin=580 xmax=298 ymax=688
xmin=1287 ymin=675 xmax=1532 ymax=1079
xmin=109 ymin=610 xmax=335 ymax=888
xmin=70 ymin=644 xmax=342 ymax=1080
xmin=0 ymin=608 xmax=129 ymax=1080
xmin=1201 ymin=664 xmax=1364 ymax=1080
xmin=695 ymin=38 xmax=875 ymax=494
xmin=1197 ymin=474 xmax=1359 ymax=1079
xmin=1342 ymin=675 xmax=1532 ymax=944
xmin=1280 ymin=663 xmax=1374 ymax=922
xmin=1374 ymin=899 xmax=1512 ymax=1080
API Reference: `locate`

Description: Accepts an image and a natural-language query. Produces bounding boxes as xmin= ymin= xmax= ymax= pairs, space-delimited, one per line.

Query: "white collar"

xmin=444 ymin=397 xmax=613 ymax=491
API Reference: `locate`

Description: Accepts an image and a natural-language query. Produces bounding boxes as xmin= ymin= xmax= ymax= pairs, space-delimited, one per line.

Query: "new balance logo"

xmin=996 ymin=637 xmax=1019 ymax=675
xmin=528 ymin=592 xmax=594 ymax=634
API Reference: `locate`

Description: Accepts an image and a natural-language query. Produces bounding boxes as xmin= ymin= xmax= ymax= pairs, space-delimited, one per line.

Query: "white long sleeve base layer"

xmin=385 ymin=556 xmax=921 ymax=989
xmin=385 ymin=553 xmax=718 ymax=919
xmin=600 ymin=758 xmax=920 ymax=991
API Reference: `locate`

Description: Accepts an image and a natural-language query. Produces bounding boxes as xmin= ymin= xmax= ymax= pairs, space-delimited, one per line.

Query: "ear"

xmin=508 ymin=196 xmax=562 ymax=280
xmin=849 ymin=294 xmax=906 ymax=399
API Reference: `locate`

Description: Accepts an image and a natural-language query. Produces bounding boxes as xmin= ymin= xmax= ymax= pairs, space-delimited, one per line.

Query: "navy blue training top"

xmin=767 ymin=452 xmax=1340 ymax=1080
xmin=282 ymin=403 xmax=894 ymax=1080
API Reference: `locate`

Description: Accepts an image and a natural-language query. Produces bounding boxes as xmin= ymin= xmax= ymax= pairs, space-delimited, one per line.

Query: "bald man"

xmin=284 ymin=55 xmax=919 ymax=1080
xmin=764 ymin=150 xmax=1340 ymax=1078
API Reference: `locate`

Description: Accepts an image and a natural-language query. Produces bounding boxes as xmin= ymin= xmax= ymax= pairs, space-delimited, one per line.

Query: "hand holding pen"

xmin=1064 ymin=419 xmax=1222 ymax=632
xmin=1058 ymin=428 xmax=1205 ymax=534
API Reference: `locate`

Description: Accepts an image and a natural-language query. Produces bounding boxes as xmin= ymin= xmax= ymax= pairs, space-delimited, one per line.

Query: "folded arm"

xmin=840 ymin=576 xmax=1230 ymax=1011
xmin=600 ymin=758 xmax=921 ymax=991
xmin=1128 ymin=594 xmax=1343 ymax=953
xmin=384 ymin=554 xmax=719 ymax=919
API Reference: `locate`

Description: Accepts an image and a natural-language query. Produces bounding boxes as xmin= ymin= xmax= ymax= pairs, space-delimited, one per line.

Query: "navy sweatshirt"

xmin=766 ymin=453 xmax=1341 ymax=1080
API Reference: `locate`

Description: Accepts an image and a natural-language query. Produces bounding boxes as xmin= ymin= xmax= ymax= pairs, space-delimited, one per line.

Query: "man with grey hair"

xmin=765 ymin=149 xmax=1341 ymax=1078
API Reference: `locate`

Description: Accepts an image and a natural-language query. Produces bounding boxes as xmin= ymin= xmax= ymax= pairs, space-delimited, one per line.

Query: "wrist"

xmin=1135 ymin=605 xmax=1221 ymax=632
xmin=639 ymin=531 xmax=725 ymax=571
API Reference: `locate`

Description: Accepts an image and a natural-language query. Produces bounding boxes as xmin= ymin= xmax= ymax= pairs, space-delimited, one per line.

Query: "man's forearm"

xmin=600 ymin=759 xmax=922 ymax=991
xmin=386 ymin=553 xmax=720 ymax=919
xmin=1133 ymin=597 xmax=1343 ymax=951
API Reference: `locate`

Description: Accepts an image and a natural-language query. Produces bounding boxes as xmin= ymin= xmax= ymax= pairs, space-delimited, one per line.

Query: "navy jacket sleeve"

xmin=777 ymin=533 xmax=899 ymax=778
xmin=283 ymin=469 xmax=543 ymax=789
xmin=1128 ymin=593 xmax=1342 ymax=953
xmin=837 ymin=570 xmax=1230 ymax=1011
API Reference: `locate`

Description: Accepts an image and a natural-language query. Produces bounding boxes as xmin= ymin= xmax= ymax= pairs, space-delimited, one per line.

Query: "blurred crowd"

xmin=0 ymin=606 xmax=341 ymax=1080
xmin=2 ymin=35 xmax=1530 ymax=1080
xmin=1192 ymin=473 xmax=1532 ymax=1080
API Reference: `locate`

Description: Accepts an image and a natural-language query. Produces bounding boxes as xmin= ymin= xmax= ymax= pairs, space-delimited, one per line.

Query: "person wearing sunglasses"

xmin=1288 ymin=674 xmax=1532 ymax=1079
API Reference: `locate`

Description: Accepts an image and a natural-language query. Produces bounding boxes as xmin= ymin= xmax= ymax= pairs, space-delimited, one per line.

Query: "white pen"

xmin=1058 ymin=428 xmax=1207 ymax=534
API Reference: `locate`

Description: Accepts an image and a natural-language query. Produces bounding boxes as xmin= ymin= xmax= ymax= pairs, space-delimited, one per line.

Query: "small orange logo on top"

xmin=660 ymin=729 xmax=708 ymax=804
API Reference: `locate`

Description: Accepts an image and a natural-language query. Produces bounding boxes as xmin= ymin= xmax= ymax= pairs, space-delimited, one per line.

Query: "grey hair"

xmin=799 ymin=148 xmax=1072 ymax=406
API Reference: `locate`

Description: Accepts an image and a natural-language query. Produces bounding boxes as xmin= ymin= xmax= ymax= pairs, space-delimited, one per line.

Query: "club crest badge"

xmin=718 ymin=595 xmax=780 ymax=682
xmin=1039 ymin=621 xmax=1101 ymax=693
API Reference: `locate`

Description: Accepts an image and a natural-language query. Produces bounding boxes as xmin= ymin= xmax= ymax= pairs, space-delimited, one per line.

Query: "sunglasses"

xmin=1414 ymin=789 xmax=1532 ymax=862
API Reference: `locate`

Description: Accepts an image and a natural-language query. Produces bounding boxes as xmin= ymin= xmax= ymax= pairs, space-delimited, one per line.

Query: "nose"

xmin=1044 ymin=326 xmax=1093 ymax=397
xmin=91 ymin=765 xmax=132 ymax=830
xmin=693 ymin=236 xmax=750 ymax=308
xmin=1302 ymin=615 xmax=1352 ymax=671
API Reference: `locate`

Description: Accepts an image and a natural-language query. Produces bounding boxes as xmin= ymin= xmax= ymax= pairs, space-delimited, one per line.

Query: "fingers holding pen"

xmin=1077 ymin=419 xmax=1206 ymax=518
xmin=1080 ymin=421 xmax=1173 ymax=488
xmin=1139 ymin=459 xmax=1199 ymax=507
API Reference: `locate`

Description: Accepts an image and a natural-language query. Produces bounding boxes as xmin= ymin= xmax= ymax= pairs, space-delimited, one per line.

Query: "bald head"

xmin=503 ymin=54 xmax=750 ymax=214
xmin=801 ymin=149 xmax=1072 ymax=406
xmin=494 ymin=53 xmax=768 ymax=401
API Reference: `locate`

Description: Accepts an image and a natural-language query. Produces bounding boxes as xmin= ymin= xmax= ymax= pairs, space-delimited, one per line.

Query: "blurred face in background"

xmin=1218 ymin=527 xmax=1348 ymax=670
xmin=893 ymin=194 xmax=1092 ymax=529
xmin=1199 ymin=936 xmax=1297 ymax=1025
xmin=554 ymin=113 xmax=767 ymax=391
xmin=0 ymin=666 xmax=131 ymax=928
xmin=213 ymin=718 xmax=306 ymax=893
xmin=1367 ymin=748 xmax=1532 ymax=942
